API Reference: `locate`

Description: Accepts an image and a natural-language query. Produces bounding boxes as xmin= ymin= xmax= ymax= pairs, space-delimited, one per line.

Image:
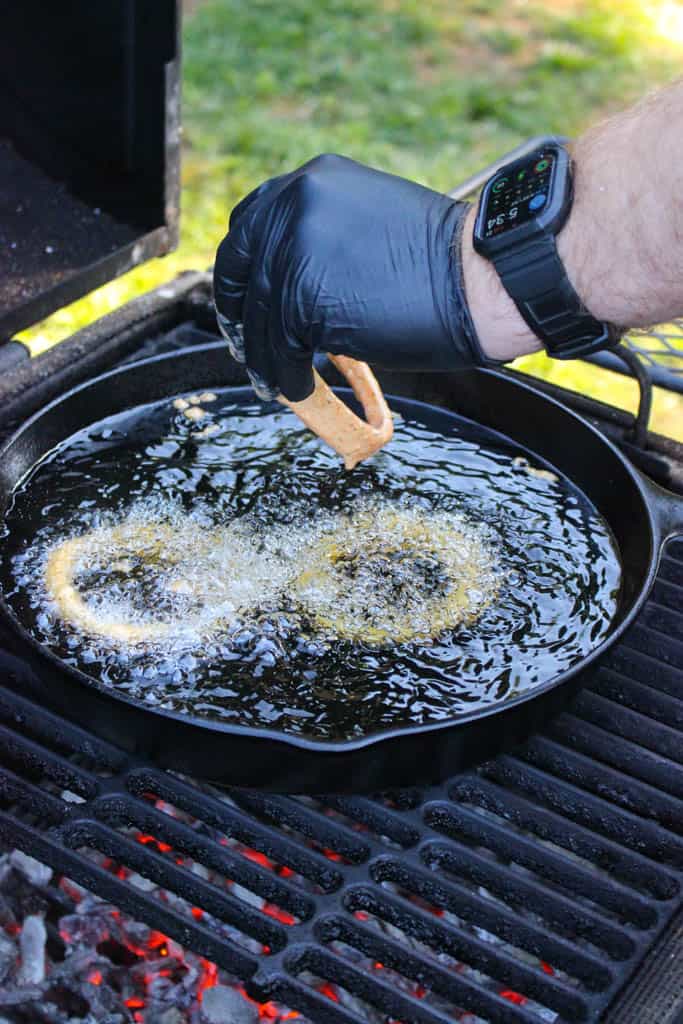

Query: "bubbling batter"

xmin=292 ymin=504 xmax=498 ymax=644
xmin=42 ymin=499 xmax=499 ymax=649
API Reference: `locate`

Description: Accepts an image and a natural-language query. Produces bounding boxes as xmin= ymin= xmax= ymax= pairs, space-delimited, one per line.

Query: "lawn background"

xmin=19 ymin=0 xmax=683 ymax=438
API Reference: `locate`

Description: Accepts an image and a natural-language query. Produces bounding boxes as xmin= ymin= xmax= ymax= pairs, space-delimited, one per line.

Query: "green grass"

xmin=21 ymin=0 xmax=683 ymax=436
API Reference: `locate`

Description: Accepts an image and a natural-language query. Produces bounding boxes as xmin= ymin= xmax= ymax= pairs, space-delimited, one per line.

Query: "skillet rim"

xmin=0 ymin=345 xmax=660 ymax=755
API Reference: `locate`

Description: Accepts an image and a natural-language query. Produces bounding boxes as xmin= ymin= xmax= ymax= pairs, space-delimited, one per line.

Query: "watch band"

xmin=491 ymin=232 xmax=621 ymax=359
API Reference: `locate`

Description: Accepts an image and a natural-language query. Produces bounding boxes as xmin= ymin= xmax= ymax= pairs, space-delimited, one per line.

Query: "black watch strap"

xmin=491 ymin=232 xmax=621 ymax=359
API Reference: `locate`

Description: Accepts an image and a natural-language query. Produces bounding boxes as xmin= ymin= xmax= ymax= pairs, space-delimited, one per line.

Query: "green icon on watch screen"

xmin=492 ymin=177 xmax=508 ymax=193
xmin=534 ymin=159 xmax=549 ymax=173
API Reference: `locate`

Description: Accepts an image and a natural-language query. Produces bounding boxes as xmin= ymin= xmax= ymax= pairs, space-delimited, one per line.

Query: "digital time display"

xmin=482 ymin=150 xmax=555 ymax=238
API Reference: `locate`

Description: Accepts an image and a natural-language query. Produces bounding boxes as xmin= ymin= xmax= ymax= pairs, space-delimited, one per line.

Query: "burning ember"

xmin=0 ymin=790 xmax=565 ymax=1024
xmin=0 ymin=846 xmax=303 ymax=1024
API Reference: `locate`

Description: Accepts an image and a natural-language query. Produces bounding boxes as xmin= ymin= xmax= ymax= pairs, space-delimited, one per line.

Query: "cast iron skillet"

xmin=0 ymin=342 xmax=681 ymax=792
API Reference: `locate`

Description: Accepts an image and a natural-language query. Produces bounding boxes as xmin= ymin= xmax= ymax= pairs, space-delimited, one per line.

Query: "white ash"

xmin=200 ymin=985 xmax=258 ymax=1024
xmin=0 ymin=930 xmax=16 ymax=982
xmin=60 ymin=789 xmax=86 ymax=804
xmin=10 ymin=851 xmax=53 ymax=887
xmin=0 ymin=774 xmax=568 ymax=1024
xmin=231 ymin=883 xmax=265 ymax=910
xmin=147 ymin=1008 xmax=185 ymax=1024
xmin=0 ymin=986 xmax=44 ymax=1007
xmin=0 ymin=843 xmax=308 ymax=1024
xmin=127 ymin=871 xmax=158 ymax=892
xmin=0 ymin=858 xmax=13 ymax=887
xmin=17 ymin=914 xmax=46 ymax=985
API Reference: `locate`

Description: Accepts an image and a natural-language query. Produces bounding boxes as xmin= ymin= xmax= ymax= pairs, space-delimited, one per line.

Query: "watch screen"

xmin=482 ymin=149 xmax=556 ymax=238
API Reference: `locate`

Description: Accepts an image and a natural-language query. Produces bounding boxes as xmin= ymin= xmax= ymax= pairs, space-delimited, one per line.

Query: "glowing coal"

xmin=0 ymin=787 xmax=566 ymax=1023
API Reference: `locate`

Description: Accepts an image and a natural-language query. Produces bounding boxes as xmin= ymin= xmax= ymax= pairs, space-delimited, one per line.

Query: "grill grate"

xmin=0 ymin=539 xmax=681 ymax=1023
xmin=622 ymin=322 xmax=683 ymax=384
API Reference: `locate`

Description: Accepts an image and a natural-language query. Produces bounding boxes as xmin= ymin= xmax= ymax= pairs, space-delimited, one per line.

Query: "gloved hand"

xmin=213 ymin=154 xmax=484 ymax=403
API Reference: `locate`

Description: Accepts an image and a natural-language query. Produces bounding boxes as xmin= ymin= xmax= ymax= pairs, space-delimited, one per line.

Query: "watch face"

xmin=482 ymin=149 xmax=556 ymax=239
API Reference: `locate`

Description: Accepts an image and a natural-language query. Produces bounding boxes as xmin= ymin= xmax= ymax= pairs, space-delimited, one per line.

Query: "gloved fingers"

xmin=217 ymin=156 xmax=333 ymax=361
xmin=228 ymin=155 xmax=334 ymax=230
xmin=229 ymin=170 xmax=296 ymax=229
xmin=217 ymin=316 xmax=247 ymax=365
xmin=213 ymin=213 xmax=253 ymax=336
xmin=267 ymin=302 xmax=315 ymax=403
xmin=241 ymin=285 xmax=281 ymax=401
xmin=241 ymin=285 xmax=315 ymax=404
xmin=216 ymin=172 xmax=306 ymax=361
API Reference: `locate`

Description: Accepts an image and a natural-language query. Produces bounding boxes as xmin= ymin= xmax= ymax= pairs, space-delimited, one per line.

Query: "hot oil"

xmin=1 ymin=393 xmax=621 ymax=740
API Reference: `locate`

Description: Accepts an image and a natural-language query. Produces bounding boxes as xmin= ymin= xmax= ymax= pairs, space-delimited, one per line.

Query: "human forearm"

xmin=214 ymin=82 xmax=683 ymax=399
xmin=463 ymin=79 xmax=683 ymax=361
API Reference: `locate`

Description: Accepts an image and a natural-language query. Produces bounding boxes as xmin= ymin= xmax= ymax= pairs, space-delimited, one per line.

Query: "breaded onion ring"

xmin=45 ymin=532 xmax=172 ymax=644
xmin=279 ymin=355 xmax=393 ymax=470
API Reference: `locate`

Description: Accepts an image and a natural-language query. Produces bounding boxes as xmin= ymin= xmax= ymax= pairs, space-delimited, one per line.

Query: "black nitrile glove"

xmin=213 ymin=154 xmax=484 ymax=402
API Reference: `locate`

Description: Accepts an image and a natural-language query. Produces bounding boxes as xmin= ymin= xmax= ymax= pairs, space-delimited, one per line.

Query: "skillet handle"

xmin=639 ymin=473 xmax=683 ymax=545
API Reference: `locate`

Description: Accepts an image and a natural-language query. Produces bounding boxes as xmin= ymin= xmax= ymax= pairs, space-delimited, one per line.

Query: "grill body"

xmin=0 ymin=279 xmax=681 ymax=1021
xmin=0 ymin=0 xmax=180 ymax=341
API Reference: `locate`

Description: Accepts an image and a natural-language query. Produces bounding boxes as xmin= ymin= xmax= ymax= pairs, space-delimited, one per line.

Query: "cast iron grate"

xmin=623 ymin=322 xmax=683 ymax=378
xmin=0 ymin=538 xmax=681 ymax=1023
xmin=589 ymin=322 xmax=683 ymax=400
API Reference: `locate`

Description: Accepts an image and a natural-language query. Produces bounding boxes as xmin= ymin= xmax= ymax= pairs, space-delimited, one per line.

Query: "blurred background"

xmin=18 ymin=0 xmax=683 ymax=437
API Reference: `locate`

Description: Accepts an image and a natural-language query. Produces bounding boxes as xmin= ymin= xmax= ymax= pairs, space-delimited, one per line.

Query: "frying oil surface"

xmin=1 ymin=394 xmax=621 ymax=740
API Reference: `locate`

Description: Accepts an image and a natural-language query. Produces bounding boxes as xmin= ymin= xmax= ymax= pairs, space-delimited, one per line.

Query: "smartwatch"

xmin=472 ymin=142 xmax=621 ymax=359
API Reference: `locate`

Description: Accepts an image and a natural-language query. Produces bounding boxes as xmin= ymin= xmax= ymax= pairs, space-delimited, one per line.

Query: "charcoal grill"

xmin=2 ymin=4 xmax=683 ymax=1020
xmin=0 ymin=276 xmax=681 ymax=1024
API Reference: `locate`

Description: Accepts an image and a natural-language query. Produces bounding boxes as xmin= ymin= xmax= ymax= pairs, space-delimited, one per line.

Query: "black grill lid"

xmin=0 ymin=0 xmax=180 ymax=341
